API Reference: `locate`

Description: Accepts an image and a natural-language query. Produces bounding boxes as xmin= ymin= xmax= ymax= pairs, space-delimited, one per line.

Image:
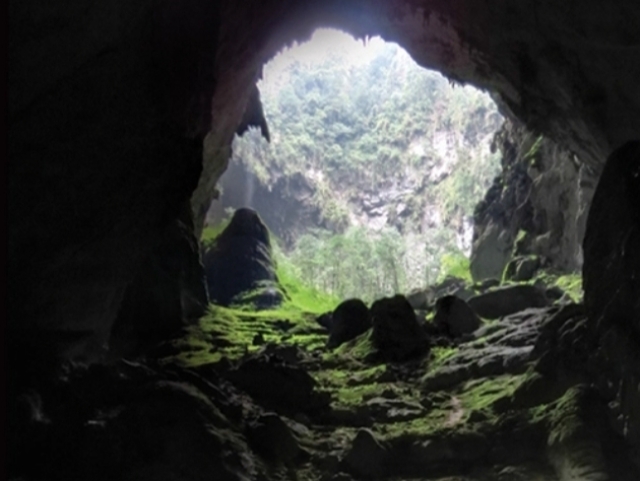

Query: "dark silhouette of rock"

xmin=221 ymin=353 xmax=331 ymax=417
xmin=504 ymin=255 xmax=541 ymax=282
xmin=433 ymin=295 xmax=482 ymax=337
xmin=342 ymin=429 xmax=388 ymax=478
xmin=327 ymin=299 xmax=371 ymax=349
xmin=203 ymin=208 xmax=282 ymax=308
xmin=246 ymin=413 xmax=301 ymax=463
xmin=583 ymin=141 xmax=640 ymax=337
xmin=316 ymin=311 xmax=334 ymax=331
xmin=111 ymin=203 xmax=208 ymax=358
xmin=467 ymin=285 xmax=549 ymax=319
xmin=236 ymin=84 xmax=270 ymax=142
xmin=370 ymin=295 xmax=428 ymax=361
xmin=582 ymin=141 xmax=640 ymax=462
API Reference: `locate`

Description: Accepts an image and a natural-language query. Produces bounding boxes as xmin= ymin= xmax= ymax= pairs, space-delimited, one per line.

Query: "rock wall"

xmin=582 ymin=142 xmax=640 ymax=467
xmin=206 ymin=159 xmax=332 ymax=249
xmin=470 ymin=118 xmax=597 ymax=281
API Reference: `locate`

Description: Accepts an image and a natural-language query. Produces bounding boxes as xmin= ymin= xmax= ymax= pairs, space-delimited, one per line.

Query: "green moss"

xmin=524 ymin=135 xmax=544 ymax=166
xmin=457 ymin=374 xmax=524 ymax=414
xmin=161 ymin=301 xmax=330 ymax=367
xmin=429 ymin=346 xmax=458 ymax=369
xmin=200 ymin=220 xmax=231 ymax=248
xmin=322 ymin=330 xmax=376 ymax=363
xmin=377 ymin=410 xmax=450 ymax=440
xmin=554 ymin=274 xmax=583 ymax=303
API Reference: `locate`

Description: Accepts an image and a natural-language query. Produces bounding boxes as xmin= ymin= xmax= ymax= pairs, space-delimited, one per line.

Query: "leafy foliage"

xmin=223 ymin=30 xmax=502 ymax=300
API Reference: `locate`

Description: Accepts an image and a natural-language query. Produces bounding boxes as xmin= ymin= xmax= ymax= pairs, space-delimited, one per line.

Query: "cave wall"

xmin=470 ymin=118 xmax=598 ymax=281
xmin=8 ymin=0 xmax=221 ymax=366
xmin=9 ymin=0 xmax=640 ymax=370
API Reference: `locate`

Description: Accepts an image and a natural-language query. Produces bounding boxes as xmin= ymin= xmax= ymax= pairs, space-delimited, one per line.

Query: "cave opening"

xmin=204 ymin=28 xmax=504 ymax=303
xmin=8 ymin=2 xmax=640 ymax=480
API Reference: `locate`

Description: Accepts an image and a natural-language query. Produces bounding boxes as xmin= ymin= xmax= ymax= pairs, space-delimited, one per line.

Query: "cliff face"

xmin=470 ymin=119 xmax=597 ymax=282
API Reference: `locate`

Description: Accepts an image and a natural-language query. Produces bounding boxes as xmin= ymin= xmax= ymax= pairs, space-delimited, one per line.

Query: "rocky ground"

xmin=9 ymin=274 xmax=639 ymax=481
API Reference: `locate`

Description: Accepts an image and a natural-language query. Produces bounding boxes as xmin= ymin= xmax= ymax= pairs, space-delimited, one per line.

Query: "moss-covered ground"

xmin=164 ymin=229 xmax=585 ymax=480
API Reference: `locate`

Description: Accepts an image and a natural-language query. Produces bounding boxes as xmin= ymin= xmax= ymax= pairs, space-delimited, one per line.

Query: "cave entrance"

xmin=205 ymin=28 xmax=503 ymax=302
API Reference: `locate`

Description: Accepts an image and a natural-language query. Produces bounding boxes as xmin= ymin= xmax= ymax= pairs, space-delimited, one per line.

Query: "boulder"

xmin=246 ymin=413 xmax=300 ymax=463
xmin=406 ymin=288 xmax=432 ymax=310
xmin=222 ymin=353 xmax=330 ymax=417
xmin=433 ymin=295 xmax=482 ymax=337
xmin=370 ymin=295 xmax=428 ymax=361
xmin=203 ymin=208 xmax=282 ymax=309
xmin=467 ymin=285 xmax=549 ymax=319
xmin=316 ymin=312 xmax=333 ymax=331
xmin=327 ymin=299 xmax=371 ymax=349
xmin=470 ymin=222 xmax=513 ymax=282
xmin=504 ymin=255 xmax=541 ymax=282
xmin=342 ymin=429 xmax=387 ymax=478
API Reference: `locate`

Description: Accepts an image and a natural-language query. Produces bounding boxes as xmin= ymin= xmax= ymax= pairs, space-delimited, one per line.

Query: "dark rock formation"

xmin=246 ymin=413 xmax=301 ymax=463
xmin=370 ymin=295 xmax=428 ymax=361
xmin=407 ymin=277 xmax=475 ymax=310
xmin=236 ymin=84 xmax=270 ymax=143
xmin=583 ymin=141 xmax=640 ymax=336
xmin=503 ymin=255 xmax=541 ymax=282
xmin=316 ymin=311 xmax=334 ymax=331
xmin=470 ymin=118 xmax=597 ymax=281
xmin=467 ymin=285 xmax=550 ymax=320
xmin=110 ymin=203 xmax=209 ymax=358
xmin=433 ymin=295 xmax=482 ymax=338
xmin=221 ymin=353 xmax=331 ymax=417
xmin=582 ymin=141 xmax=640 ymax=466
xmin=7 ymin=361 xmax=267 ymax=481
xmin=327 ymin=299 xmax=371 ymax=349
xmin=342 ymin=428 xmax=388 ymax=478
xmin=202 ymin=208 xmax=282 ymax=308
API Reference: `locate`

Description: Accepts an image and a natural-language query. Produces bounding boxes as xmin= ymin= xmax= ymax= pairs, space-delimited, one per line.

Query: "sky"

xmin=262 ymin=28 xmax=393 ymax=86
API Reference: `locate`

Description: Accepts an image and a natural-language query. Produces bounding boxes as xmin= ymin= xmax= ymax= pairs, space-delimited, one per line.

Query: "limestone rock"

xmin=370 ymin=295 xmax=428 ymax=361
xmin=316 ymin=311 xmax=334 ymax=331
xmin=504 ymin=255 xmax=541 ymax=282
xmin=467 ymin=285 xmax=549 ymax=319
xmin=203 ymin=208 xmax=282 ymax=308
xmin=246 ymin=413 xmax=300 ymax=463
xmin=111 ymin=204 xmax=208 ymax=357
xmin=327 ymin=299 xmax=371 ymax=349
xmin=470 ymin=119 xmax=597 ymax=283
xmin=406 ymin=288 xmax=433 ymax=310
xmin=222 ymin=353 xmax=330 ymax=417
xmin=342 ymin=429 xmax=387 ymax=478
xmin=433 ymin=295 xmax=482 ymax=337
xmin=470 ymin=222 xmax=513 ymax=282
xmin=582 ymin=141 xmax=640 ymax=465
xmin=583 ymin=141 xmax=640 ymax=337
